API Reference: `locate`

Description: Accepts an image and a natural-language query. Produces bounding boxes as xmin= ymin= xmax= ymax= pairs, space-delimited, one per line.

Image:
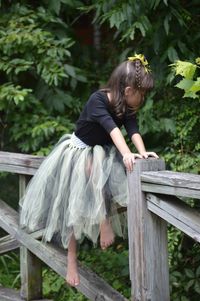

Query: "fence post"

xmin=19 ymin=175 xmax=43 ymax=301
xmin=127 ymin=159 xmax=170 ymax=301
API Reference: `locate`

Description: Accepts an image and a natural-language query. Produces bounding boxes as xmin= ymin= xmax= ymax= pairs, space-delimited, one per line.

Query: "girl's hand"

xmin=140 ymin=151 xmax=159 ymax=159
xmin=122 ymin=153 xmax=143 ymax=172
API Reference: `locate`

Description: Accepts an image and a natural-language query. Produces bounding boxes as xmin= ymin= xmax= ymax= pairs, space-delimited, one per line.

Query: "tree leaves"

xmin=0 ymin=83 xmax=32 ymax=108
xmin=172 ymin=61 xmax=197 ymax=79
xmin=0 ymin=3 xmax=87 ymax=153
xmin=171 ymin=60 xmax=200 ymax=99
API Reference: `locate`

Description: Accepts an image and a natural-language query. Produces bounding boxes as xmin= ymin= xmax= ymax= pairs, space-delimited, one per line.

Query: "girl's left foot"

xmin=100 ymin=218 xmax=115 ymax=250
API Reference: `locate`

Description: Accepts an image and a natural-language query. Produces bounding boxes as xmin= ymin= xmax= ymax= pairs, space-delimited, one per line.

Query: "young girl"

xmin=19 ymin=54 xmax=158 ymax=287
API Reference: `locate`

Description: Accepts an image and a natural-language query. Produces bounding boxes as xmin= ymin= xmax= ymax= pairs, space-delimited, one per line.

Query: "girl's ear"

xmin=124 ymin=86 xmax=133 ymax=96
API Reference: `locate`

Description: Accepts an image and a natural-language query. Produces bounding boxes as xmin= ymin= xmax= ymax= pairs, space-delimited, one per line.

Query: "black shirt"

xmin=75 ymin=90 xmax=139 ymax=146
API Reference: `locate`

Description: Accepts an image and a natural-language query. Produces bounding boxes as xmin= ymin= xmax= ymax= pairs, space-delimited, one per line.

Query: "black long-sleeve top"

xmin=75 ymin=90 xmax=139 ymax=146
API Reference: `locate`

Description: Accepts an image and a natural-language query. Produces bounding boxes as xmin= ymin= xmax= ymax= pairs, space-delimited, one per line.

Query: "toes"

xmin=66 ymin=275 xmax=80 ymax=287
xmin=101 ymin=243 xmax=106 ymax=250
xmin=66 ymin=279 xmax=78 ymax=287
xmin=100 ymin=239 xmax=105 ymax=249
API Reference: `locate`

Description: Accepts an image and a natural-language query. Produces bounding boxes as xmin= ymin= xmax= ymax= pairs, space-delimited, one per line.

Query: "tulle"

xmin=19 ymin=134 xmax=129 ymax=249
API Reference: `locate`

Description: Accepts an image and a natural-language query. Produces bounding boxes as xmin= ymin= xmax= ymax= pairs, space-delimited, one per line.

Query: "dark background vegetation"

xmin=0 ymin=1 xmax=199 ymax=300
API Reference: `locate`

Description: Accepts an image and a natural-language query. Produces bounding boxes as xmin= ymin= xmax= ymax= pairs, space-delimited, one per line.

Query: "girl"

xmin=19 ymin=54 xmax=158 ymax=287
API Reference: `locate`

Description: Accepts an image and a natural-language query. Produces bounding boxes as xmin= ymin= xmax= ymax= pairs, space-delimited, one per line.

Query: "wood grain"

xmin=0 ymin=151 xmax=44 ymax=175
xmin=141 ymin=170 xmax=200 ymax=190
xmin=127 ymin=159 xmax=170 ymax=301
xmin=147 ymin=193 xmax=200 ymax=242
xmin=19 ymin=175 xmax=43 ymax=301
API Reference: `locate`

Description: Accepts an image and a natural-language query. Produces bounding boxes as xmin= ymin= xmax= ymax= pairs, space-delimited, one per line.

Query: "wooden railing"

xmin=0 ymin=151 xmax=200 ymax=301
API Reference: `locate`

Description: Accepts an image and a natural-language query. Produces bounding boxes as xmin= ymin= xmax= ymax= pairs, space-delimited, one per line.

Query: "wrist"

xmin=139 ymin=150 xmax=146 ymax=155
xmin=122 ymin=151 xmax=132 ymax=157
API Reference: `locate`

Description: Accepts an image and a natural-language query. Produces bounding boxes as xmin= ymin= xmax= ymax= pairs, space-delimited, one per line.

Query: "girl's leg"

xmin=66 ymin=233 xmax=80 ymax=286
xmin=100 ymin=217 xmax=115 ymax=250
xmin=100 ymin=185 xmax=115 ymax=250
xmin=86 ymin=156 xmax=115 ymax=250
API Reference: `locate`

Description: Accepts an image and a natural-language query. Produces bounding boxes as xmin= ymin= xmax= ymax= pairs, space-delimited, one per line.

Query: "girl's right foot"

xmin=66 ymin=254 xmax=80 ymax=287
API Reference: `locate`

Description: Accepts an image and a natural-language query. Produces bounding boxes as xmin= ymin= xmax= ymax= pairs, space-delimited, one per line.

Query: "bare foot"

xmin=100 ymin=218 xmax=115 ymax=250
xmin=66 ymin=254 xmax=80 ymax=287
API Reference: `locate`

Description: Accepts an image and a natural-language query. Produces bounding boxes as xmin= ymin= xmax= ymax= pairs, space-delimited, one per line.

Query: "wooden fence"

xmin=0 ymin=151 xmax=200 ymax=301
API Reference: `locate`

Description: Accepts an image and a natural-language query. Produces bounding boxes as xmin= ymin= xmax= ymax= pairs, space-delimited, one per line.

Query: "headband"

xmin=128 ymin=54 xmax=151 ymax=73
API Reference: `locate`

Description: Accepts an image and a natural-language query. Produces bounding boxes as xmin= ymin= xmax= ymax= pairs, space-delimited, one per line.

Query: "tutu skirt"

xmin=19 ymin=133 xmax=129 ymax=249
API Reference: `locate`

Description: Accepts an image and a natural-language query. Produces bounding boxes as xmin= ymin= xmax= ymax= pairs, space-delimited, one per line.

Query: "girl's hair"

xmin=103 ymin=59 xmax=154 ymax=118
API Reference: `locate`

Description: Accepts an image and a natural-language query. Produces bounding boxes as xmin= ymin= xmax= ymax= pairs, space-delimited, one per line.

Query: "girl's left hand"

xmin=140 ymin=151 xmax=159 ymax=159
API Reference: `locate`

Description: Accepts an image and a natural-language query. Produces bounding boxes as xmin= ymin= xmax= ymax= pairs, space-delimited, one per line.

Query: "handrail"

xmin=1 ymin=151 xmax=200 ymax=301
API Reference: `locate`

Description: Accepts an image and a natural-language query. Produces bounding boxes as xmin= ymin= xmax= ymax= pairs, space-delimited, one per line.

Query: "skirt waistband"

xmin=70 ymin=133 xmax=89 ymax=148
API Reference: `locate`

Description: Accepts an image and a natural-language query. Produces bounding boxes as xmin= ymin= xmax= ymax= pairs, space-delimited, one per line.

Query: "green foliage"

xmin=138 ymin=94 xmax=176 ymax=136
xmin=0 ymin=251 xmax=88 ymax=301
xmin=42 ymin=268 xmax=88 ymax=301
xmin=0 ymin=83 xmax=32 ymax=107
xmin=171 ymin=59 xmax=200 ymax=99
xmin=0 ymin=3 xmax=87 ymax=152
xmin=0 ymin=5 xmax=75 ymax=86
xmin=168 ymin=225 xmax=182 ymax=267
xmin=169 ymin=240 xmax=200 ymax=301
xmin=162 ymin=58 xmax=200 ymax=173
xmin=7 ymin=94 xmax=75 ymax=154
xmin=81 ymin=0 xmax=198 ymax=66
xmin=0 ymin=252 xmax=21 ymax=288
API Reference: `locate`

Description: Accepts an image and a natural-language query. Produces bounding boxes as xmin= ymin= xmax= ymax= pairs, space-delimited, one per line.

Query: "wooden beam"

xmin=0 ymin=151 xmax=44 ymax=175
xmin=147 ymin=193 xmax=200 ymax=242
xmin=0 ymin=287 xmax=52 ymax=301
xmin=0 ymin=199 xmax=128 ymax=301
xmin=141 ymin=170 xmax=200 ymax=199
xmin=141 ymin=170 xmax=200 ymax=190
xmin=0 ymin=235 xmax=20 ymax=254
xmin=127 ymin=159 xmax=170 ymax=301
xmin=142 ymin=183 xmax=200 ymax=199
xmin=0 ymin=230 xmax=45 ymax=254
xmin=19 ymin=174 xmax=43 ymax=301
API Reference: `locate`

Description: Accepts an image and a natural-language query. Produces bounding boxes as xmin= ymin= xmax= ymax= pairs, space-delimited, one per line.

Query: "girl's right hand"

xmin=122 ymin=152 xmax=143 ymax=172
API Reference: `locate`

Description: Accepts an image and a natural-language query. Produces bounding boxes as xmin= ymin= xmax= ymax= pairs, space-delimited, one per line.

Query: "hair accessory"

xmin=128 ymin=54 xmax=151 ymax=73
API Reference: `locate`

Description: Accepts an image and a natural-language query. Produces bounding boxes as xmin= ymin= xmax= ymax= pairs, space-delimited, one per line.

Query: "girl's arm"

xmin=110 ymin=127 xmax=142 ymax=172
xmin=131 ymin=133 xmax=159 ymax=159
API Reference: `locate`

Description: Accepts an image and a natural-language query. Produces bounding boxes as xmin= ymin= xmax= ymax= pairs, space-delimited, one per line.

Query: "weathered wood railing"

xmin=0 ymin=151 xmax=200 ymax=301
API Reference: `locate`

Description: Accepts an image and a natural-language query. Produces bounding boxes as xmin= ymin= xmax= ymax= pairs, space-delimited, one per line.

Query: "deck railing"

xmin=0 ymin=151 xmax=200 ymax=301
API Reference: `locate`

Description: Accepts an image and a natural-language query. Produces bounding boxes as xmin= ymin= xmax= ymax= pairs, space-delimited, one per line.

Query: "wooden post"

xmin=127 ymin=159 xmax=170 ymax=301
xmin=19 ymin=175 xmax=43 ymax=301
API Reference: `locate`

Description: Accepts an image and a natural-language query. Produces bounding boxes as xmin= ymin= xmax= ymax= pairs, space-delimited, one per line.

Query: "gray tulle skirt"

xmin=19 ymin=133 xmax=129 ymax=249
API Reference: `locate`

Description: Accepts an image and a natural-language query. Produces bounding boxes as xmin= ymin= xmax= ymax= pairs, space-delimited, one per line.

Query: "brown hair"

xmin=103 ymin=59 xmax=154 ymax=118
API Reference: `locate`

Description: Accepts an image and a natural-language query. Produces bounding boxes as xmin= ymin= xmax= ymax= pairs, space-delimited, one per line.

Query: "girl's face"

xmin=124 ymin=87 xmax=145 ymax=109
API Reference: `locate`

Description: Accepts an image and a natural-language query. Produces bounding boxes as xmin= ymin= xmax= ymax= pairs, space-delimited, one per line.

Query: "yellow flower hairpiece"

xmin=128 ymin=53 xmax=151 ymax=73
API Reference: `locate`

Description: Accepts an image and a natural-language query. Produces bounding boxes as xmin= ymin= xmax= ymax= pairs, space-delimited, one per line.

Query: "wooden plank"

xmin=147 ymin=193 xmax=200 ymax=242
xmin=0 ymin=164 xmax=38 ymax=175
xmin=141 ymin=182 xmax=200 ymax=199
xmin=19 ymin=175 xmax=43 ymax=301
xmin=127 ymin=158 xmax=170 ymax=301
xmin=0 ymin=235 xmax=20 ymax=254
xmin=0 ymin=151 xmax=44 ymax=168
xmin=0 ymin=199 xmax=128 ymax=301
xmin=0 ymin=287 xmax=52 ymax=301
xmin=141 ymin=170 xmax=200 ymax=190
xmin=0 ymin=151 xmax=44 ymax=175
xmin=20 ymin=248 xmax=43 ymax=300
xmin=0 ymin=230 xmax=45 ymax=254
